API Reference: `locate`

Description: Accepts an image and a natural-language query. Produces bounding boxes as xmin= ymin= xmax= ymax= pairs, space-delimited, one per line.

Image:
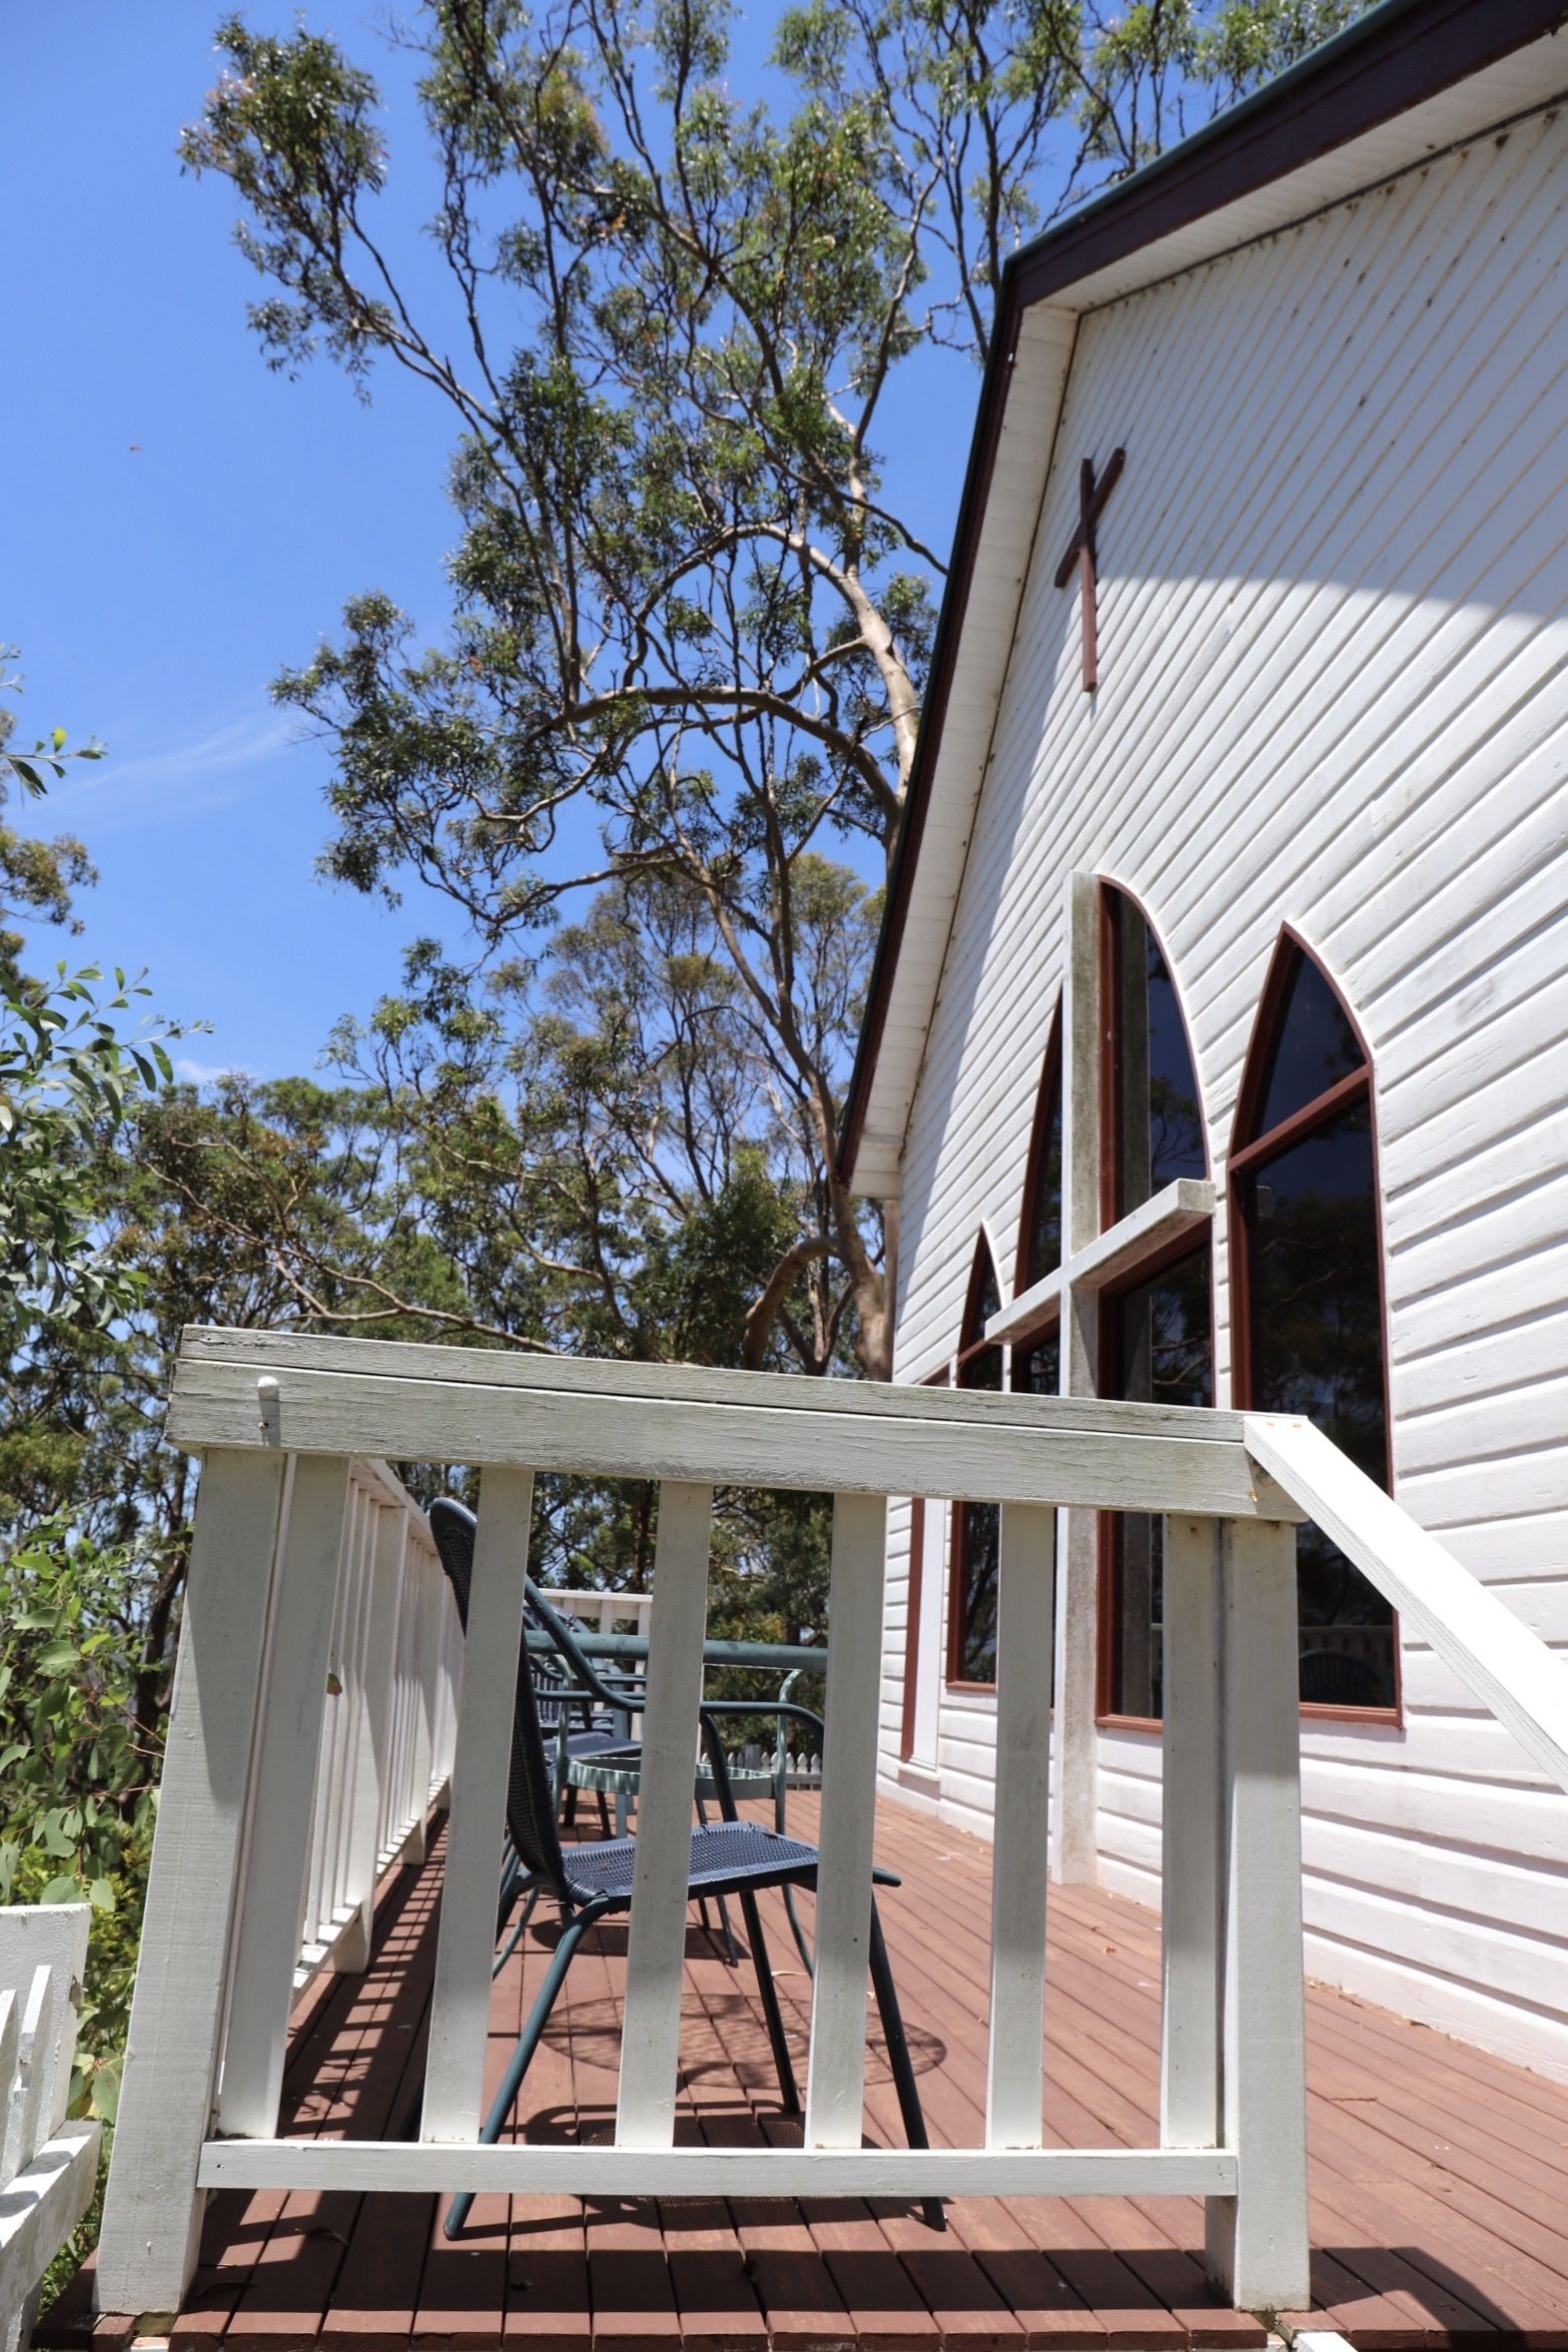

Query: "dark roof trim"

xmin=839 ymin=0 xmax=1568 ymax=1189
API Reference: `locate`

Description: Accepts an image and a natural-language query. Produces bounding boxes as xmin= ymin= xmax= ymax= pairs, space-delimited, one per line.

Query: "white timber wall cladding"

xmin=882 ymin=101 xmax=1568 ymax=2080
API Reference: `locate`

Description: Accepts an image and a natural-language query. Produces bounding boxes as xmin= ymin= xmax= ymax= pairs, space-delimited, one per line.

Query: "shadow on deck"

xmin=42 ymin=1793 xmax=1568 ymax=2350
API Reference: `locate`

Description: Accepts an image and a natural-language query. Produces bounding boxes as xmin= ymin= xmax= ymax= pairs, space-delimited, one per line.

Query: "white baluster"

xmin=327 ymin=1490 xmax=376 ymax=1944
xmin=401 ymin=1559 xmax=437 ymax=1861
xmin=339 ymin=1502 xmax=408 ymax=1971
xmin=1161 ymin=1515 xmax=1221 ymax=2150
xmin=218 ymin=1453 xmax=354 ymax=2134
xmin=378 ymin=1514 xmax=407 ymax=1858
xmin=616 ymin=1481 xmax=714 ymax=2144
xmin=987 ymin=1502 xmax=1056 ymax=2148
xmin=806 ymin=1490 xmax=887 ymax=2148
xmin=305 ymin=1484 xmax=357 ymax=1949
xmin=421 ymin=1465 xmax=533 ymax=2143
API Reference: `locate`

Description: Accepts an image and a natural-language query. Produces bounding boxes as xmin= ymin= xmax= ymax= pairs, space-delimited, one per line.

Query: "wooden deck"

xmin=44 ymin=1792 xmax=1568 ymax=2351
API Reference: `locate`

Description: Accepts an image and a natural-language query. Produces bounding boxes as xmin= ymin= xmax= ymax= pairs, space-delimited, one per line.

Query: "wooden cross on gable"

xmin=1054 ymin=448 xmax=1126 ymax=692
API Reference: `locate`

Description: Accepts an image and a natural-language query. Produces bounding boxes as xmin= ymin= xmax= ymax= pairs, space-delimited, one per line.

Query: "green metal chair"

xmin=428 ymin=1505 xmax=939 ymax=2241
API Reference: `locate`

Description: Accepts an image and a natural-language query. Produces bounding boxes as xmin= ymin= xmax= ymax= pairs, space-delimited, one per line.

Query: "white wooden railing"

xmin=213 ymin=1452 xmax=461 ymax=2147
xmin=0 ymin=1905 xmax=100 ymax=2351
xmin=538 ymin=1586 xmax=653 ymax=1638
xmin=91 ymin=1328 xmax=1568 ymax=2330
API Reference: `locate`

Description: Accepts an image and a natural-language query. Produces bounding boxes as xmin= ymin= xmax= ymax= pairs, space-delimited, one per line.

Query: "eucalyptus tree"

xmin=183 ymin=0 xmax=1365 ymax=1377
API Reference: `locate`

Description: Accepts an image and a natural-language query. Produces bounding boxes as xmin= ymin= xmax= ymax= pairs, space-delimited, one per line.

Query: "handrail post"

xmin=96 ymin=1446 xmax=291 ymax=2316
xmin=1204 ymin=1517 xmax=1309 ymax=2314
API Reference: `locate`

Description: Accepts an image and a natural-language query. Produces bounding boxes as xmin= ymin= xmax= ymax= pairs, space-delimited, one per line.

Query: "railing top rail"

xmin=177 ymin=1324 xmax=1251 ymax=1437
xmin=166 ymin=1325 xmax=1303 ymax=1519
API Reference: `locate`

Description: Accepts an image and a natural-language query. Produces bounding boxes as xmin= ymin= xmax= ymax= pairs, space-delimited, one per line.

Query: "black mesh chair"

xmin=428 ymin=1498 xmax=624 ymax=1837
xmin=430 ymin=1507 xmax=938 ymax=2240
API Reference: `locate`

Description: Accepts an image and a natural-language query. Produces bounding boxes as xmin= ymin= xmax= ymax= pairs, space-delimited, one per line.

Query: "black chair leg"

xmin=495 ymin=1852 xmax=522 ymax=1941
xmin=868 ymin=1898 xmax=944 ymax=2231
xmin=492 ymin=1879 xmax=542 ymax=1979
xmin=444 ymin=1906 xmax=601 ymax=2238
xmin=596 ymin=1788 xmax=612 ymax=1837
xmin=737 ymin=1887 xmax=800 ymax=2114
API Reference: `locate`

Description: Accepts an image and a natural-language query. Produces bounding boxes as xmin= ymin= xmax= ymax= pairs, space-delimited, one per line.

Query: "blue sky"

xmin=5 ymin=3 xmax=978 ymax=1085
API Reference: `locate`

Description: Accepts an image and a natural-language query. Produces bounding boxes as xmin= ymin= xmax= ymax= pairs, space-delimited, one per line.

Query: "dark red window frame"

xmin=1227 ymin=925 xmax=1401 ymax=1725
xmin=1093 ymin=882 xmax=1213 ymax=1732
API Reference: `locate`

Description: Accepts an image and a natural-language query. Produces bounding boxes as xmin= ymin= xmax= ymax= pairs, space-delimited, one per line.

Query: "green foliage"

xmin=0 ymin=963 xmax=179 ymax=1335
xmin=0 ymin=655 xmax=102 ymax=992
xmin=0 ymin=649 xmax=106 ymax=806
xmin=0 ymin=1517 xmax=163 ymax=2125
xmin=0 ymin=699 xmax=197 ymax=2291
xmin=181 ymin=0 xmax=1370 ymax=1379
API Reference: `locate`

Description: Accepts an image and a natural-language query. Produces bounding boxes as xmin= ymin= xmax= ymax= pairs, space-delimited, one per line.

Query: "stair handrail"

xmin=1244 ymin=1413 xmax=1568 ymax=1795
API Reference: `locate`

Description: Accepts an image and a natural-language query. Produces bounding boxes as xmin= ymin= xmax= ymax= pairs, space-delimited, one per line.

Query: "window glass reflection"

xmin=1009 ymin=1325 xmax=1060 ymax=1699
xmin=1243 ymin=1096 xmax=1395 ymax=1707
xmin=1107 ymin=893 xmax=1205 ymax=1219
xmin=1255 ymin=952 xmax=1365 ymax=1138
xmin=1013 ymin=1326 xmax=1060 ymax=1398
xmin=1025 ymin=1047 xmax=1064 ymax=1285
xmin=955 ymin=1250 xmax=1003 ymax=1685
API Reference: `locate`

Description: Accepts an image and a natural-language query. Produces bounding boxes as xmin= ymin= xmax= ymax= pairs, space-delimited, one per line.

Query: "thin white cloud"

xmin=59 ymin=707 xmax=302 ymax=822
xmin=175 ymin=1055 xmax=260 ymax=1086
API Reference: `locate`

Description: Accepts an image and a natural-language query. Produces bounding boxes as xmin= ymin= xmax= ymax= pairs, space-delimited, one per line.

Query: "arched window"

xmin=1013 ymin=1000 xmax=1063 ymax=1399
xmin=1102 ymin=883 xmax=1206 ymax=1225
xmin=1229 ymin=932 xmax=1395 ymax=1712
xmin=949 ymin=1235 xmax=1004 ymax=1687
xmin=1098 ymin=886 xmax=1212 ymax=1724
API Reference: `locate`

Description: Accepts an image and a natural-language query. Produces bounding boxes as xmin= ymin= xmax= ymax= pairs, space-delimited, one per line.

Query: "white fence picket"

xmin=616 ymin=1481 xmax=714 ymax=2145
xmin=340 ymin=1502 xmax=407 ymax=1970
xmin=217 ymin=1453 xmax=353 ymax=2135
xmin=304 ymin=1483 xmax=356 ymax=1953
xmin=327 ymin=1493 xmax=375 ymax=1945
xmin=805 ymin=1491 xmax=887 ymax=2149
xmin=1160 ymin=1515 xmax=1221 ymax=2150
xmin=987 ymin=1502 xmax=1056 ymax=2149
xmin=421 ymin=1465 xmax=534 ymax=2145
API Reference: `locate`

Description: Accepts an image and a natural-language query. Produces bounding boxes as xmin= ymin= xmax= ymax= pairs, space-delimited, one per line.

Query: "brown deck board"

xmin=40 ymin=1789 xmax=1568 ymax=2352
xmin=498 ymin=1898 xmax=593 ymax=2352
xmin=414 ymin=1869 xmax=525 ymax=2349
xmin=323 ymin=1853 xmax=444 ymax=2347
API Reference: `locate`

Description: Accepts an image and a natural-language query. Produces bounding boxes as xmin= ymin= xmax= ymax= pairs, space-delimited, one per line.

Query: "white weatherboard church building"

xmin=843 ymin=0 xmax=1568 ymax=2085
